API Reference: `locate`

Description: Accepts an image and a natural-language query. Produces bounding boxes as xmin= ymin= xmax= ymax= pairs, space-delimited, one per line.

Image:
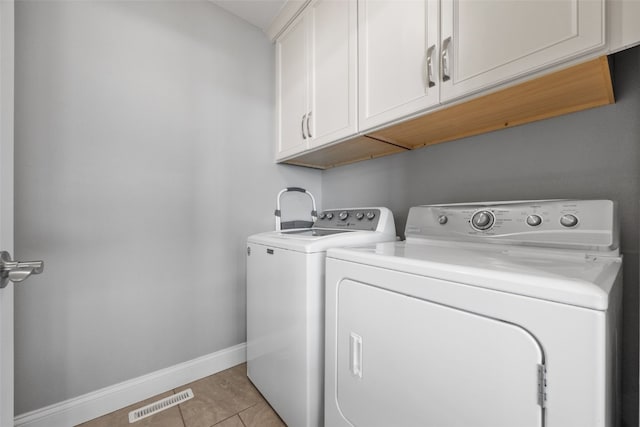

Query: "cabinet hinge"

xmin=537 ymin=363 xmax=547 ymax=408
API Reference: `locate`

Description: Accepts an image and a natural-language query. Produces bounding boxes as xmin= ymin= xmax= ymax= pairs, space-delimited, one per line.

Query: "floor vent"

xmin=128 ymin=388 xmax=194 ymax=423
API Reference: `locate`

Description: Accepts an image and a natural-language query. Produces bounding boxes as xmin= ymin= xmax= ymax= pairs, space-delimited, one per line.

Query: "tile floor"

xmin=77 ymin=363 xmax=285 ymax=427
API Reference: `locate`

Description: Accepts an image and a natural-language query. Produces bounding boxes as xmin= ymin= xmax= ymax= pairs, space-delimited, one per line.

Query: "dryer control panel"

xmin=405 ymin=200 xmax=618 ymax=252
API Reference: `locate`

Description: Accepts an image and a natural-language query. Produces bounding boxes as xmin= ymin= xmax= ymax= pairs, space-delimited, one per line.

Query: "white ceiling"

xmin=210 ymin=0 xmax=287 ymax=32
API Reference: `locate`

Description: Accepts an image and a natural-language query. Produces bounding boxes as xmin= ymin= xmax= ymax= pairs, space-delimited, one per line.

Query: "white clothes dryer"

xmin=325 ymin=200 xmax=621 ymax=427
xmin=247 ymin=207 xmax=396 ymax=427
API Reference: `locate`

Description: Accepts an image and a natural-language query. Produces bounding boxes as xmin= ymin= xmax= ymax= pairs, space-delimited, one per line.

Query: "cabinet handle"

xmin=426 ymin=44 xmax=436 ymax=88
xmin=301 ymin=113 xmax=307 ymax=140
xmin=441 ymin=37 xmax=451 ymax=82
xmin=306 ymin=111 xmax=312 ymax=138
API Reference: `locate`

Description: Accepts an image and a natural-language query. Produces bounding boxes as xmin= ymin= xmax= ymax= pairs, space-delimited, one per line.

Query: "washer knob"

xmin=319 ymin=212 xmax=326 ymax=220
xmin=366 ymin=211 xmax=376 ymax=220
xmin=438 ymin=215 xmax=448 ymax=225
xmin=526 ymin=214 xmax=542 ymax=227
xmin=560 ymin=214 xmax=578 ymax=228
xmin=339 ymin=211 xmax=349 ymax=221
xmin=355 ymin=212 xmax=364 ymax=220
xmin=326 ymin=212 xmax=334 ymax=220
xmin=471 ymin=210 xmax=494 ymax=231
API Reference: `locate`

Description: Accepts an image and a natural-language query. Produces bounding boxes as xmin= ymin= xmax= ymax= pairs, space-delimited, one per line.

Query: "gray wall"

xmin=14 ymin=0 xmax=321 ymax=414
xmin=13 ymin=0 xmax=640 ymax=424
xmin=322 ymin=46 xmax=640 ymax=427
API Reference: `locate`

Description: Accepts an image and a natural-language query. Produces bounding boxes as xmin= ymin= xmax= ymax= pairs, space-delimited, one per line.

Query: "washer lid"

xmin=327 ymin=241 xmax=621 ymax=310
xmin=248 ymin=229 xmax=395 ymax=253
xmin=280 ymin=229 xmax=351 ymax=237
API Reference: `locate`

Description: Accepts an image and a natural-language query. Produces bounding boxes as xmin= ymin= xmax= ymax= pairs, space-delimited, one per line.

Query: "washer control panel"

xmin=315 ymin=208 xmax=381 ymax=231
xmin=405 ymin=200 xmax=618 ymax=252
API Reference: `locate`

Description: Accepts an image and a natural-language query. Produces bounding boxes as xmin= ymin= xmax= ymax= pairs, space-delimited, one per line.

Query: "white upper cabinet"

xmin=276 ymin=16 xmax=309 ymax=159
xmin=358 ymin=0 xmax=605 ymax=132
xmin=440 ymin=0 xmax=606 ymax=101
xmin=308 ymin=0 xmax=358 ymax=149
xmin=358 ymin=0 xmax=440 ymax=132
xmin=276 ymin=0 xmax=357 ymax=160
xmin=274 ymin=0 xmax=612 ymax=166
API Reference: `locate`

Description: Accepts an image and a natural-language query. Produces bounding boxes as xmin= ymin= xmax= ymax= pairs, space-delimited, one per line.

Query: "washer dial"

xmin=339 ymin=211 xmax=349 ymax=221
xmin=471 ymin=210 xmax=495 ymax=231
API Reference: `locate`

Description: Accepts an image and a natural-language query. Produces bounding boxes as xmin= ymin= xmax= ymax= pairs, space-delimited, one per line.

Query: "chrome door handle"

xmin=306 ymin=111 xmax=312 ymax=138
xmin=441 ymin=36 xmax=451 ymax=82
xmin=426 ymin=44 xmax=436 ymax=88
xmin=301 ymin=113 xmax=307 ymax=139
xmin=0 ymin=251 xmax=44 ymax=289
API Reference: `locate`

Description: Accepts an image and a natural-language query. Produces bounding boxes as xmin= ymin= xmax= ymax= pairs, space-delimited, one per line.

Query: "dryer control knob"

xmin=438 ymin=215 xmax=448 ymax=225
xmin=326 ymin=212 xmax=334 ymax=220
xmin=526 ymin=214 xmax=542 ymax=227
xmin=339 ymin=211 xmax=349 ymax=221
xmin=471 ymin=210 xmax=495 ymax=231
xmin=355 ymin=212 xmax=365 ymax=220
xmin=366 ymin=211 xmax=376 ymax=220
xmin=319 ymin=212 xmax=326 ymax=220
xmin=560 ymin=214 xmax=578 ymax=228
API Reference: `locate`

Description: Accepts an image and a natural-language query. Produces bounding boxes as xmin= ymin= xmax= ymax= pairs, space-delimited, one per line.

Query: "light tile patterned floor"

xmin=76 ymin=364 xmax=285 ymax=427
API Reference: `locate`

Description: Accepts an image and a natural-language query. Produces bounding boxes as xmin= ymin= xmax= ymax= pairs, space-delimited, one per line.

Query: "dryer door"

xmin=335 ymin=279 xmax=544 ymax=427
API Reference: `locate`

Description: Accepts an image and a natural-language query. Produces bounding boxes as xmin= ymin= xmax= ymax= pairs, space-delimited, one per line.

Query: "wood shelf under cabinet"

xmin=282 ymin=136 xmax=407 ymax=169
xmin=281 ymin=56 xmax=614 ymax=170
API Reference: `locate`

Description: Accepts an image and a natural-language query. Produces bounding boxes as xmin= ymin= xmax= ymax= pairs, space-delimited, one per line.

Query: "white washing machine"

xmin=247 ymin=207 xmax=396 ymax=427
xmin=325 ymin=200 xmax=622 ymax=427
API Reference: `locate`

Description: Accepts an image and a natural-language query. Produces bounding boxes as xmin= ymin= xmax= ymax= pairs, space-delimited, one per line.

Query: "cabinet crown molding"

xmin=267 ymin=0 xmax=310 ymax=41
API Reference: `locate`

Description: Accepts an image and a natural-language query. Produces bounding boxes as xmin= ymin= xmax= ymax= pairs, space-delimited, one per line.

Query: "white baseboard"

xmin=14 ymin=343 xmax=247 ymax=427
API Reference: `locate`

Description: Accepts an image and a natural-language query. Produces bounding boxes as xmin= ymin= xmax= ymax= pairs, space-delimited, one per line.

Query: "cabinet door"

xmin=358 ymin=0 xmax=440 ymax=132
xmin=336 ymin=279 xmax=544 ymax=427
xmin=440 ymin=0 xmax=605 ymax=101
xmin=276 ymin=15 xmax=309 ymax=159
xmin=307 ymin=0 xmax=357 ymax=148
